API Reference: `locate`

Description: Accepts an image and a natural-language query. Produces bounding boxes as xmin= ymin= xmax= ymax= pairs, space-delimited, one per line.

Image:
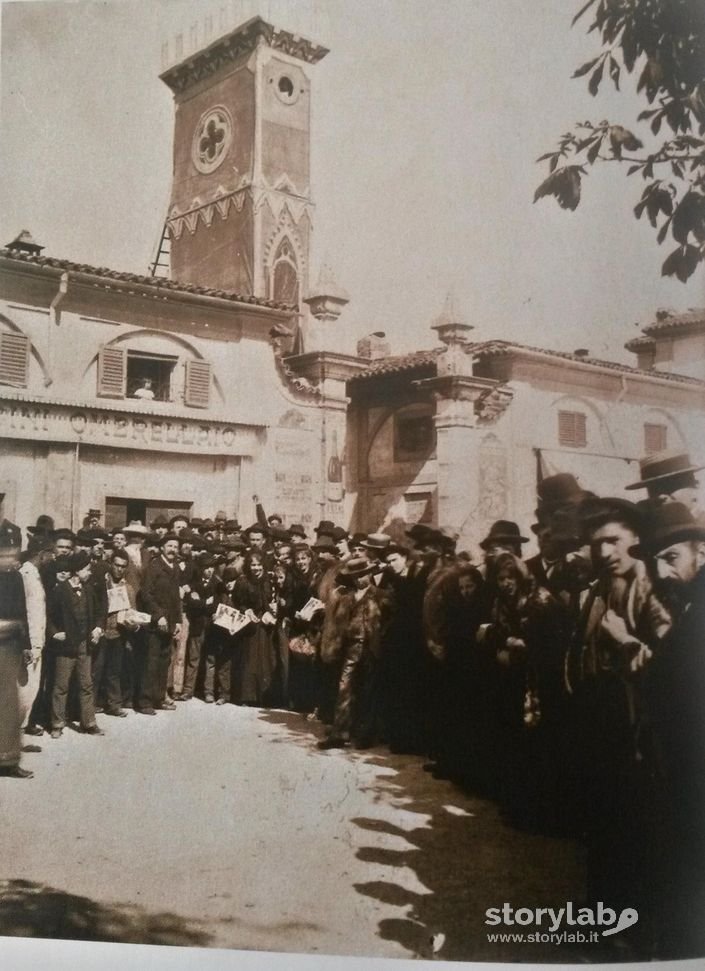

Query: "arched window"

xmin=270 ymin=237 xmax=300 ymax=306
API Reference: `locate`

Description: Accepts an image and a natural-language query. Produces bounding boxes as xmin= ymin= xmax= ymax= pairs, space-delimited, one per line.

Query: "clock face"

xmin=191 ymin=106 xmax=233 ymax=174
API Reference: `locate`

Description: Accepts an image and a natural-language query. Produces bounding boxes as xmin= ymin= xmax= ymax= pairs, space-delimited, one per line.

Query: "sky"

xmin=0 ymin=0 xmax=703 ymax=362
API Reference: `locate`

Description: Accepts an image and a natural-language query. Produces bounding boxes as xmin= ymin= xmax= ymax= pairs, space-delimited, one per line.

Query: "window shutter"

xmin=558 ymin=410 xmax=587 ymax=447
xmin=0 ymin=332 xmax=30 ymax=387
xmin=644 ymin=423 xmax=667 ymax=454
xmin=97 ymin=346 xmax=126 ymax=397
xmin=184 ymin=359 xmax=211 ymax=408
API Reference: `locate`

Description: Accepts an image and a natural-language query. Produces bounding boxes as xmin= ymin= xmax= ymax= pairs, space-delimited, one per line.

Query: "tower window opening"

xmin=278 ymin=75 xmax=294 ymax=98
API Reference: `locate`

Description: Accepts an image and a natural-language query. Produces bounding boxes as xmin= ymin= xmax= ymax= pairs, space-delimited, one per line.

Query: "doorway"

xmin=105 ymin=497 xmax=192 ymax=530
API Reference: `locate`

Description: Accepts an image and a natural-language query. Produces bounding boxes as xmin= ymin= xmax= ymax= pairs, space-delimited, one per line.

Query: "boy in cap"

xmin=48 ymin=551 xmax=104 ymax=738
xmin=565 ymin=497 xmax=670 ymax=943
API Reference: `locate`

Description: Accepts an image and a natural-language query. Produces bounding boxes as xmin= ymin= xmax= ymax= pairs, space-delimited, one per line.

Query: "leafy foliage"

xmin=535 ymin=0 xmax=705 ymax=282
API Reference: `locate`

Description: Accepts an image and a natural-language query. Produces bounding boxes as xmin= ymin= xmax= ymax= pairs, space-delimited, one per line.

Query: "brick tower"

xmin=160 ymin=17 xmax=328 ymax=304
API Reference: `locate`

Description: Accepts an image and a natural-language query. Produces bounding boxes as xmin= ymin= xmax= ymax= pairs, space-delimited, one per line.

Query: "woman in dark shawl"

xmin=231 ymin=552 xmax=277 ymax=707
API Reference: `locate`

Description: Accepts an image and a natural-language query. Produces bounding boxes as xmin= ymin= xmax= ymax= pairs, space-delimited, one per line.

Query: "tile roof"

xmin=349 ymin=339 xmax=704 ymax=388
xmin=623 ymin=335 xmax=655 ymax=351
xmin=474 ymin=340 xmax=705 ymax=387
xmin=642 ymin=308 xmax=705 ymax=336
xmin=349 ymin=347 xmax=444 ymax=380
xmin=0 ymin=247 xmax=295 ymax=312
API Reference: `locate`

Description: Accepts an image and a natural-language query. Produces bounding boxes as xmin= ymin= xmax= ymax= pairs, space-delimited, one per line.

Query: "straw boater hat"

xmin=629 ymin=502 xmax=705 ymax=558
xmin=123 ymin=521 xmax=149 ymax=536
xmin=625 ymin=450 xmax=705 ymax=491
xmin=361 ymin=532 xmax=392 ymax=551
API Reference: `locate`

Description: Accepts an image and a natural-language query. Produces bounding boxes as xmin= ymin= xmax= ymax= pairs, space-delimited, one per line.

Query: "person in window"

xmin=133 ymin=378 xmax=155 ymax=400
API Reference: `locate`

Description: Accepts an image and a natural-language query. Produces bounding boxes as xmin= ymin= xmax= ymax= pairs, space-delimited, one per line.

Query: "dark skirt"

xmin=235 ymin=625 xmax=276 ymax=706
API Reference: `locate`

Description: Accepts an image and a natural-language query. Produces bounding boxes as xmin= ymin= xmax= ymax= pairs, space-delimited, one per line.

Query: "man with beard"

xmin=630 ymin=502 xmax=705 ymax=959
xmin=566 ymin=498 xmax=671 ymax=956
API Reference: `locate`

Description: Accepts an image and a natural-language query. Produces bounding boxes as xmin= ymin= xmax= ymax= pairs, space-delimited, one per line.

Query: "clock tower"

xmin=160 ymin=17 xmax=328 ymax=304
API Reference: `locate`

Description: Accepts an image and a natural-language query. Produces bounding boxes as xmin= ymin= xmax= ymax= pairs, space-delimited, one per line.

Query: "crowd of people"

xmin=0 ymin=449 xmax=704 ymax=958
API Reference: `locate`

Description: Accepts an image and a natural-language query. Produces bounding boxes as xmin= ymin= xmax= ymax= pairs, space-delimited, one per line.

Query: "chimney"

xmin=6 ymin=230 xmax=44 ymax=255
xmin=573 ymin=348 xmax=590 ymax=359
xmin=357 ymin=331 xmax=390 ymax=360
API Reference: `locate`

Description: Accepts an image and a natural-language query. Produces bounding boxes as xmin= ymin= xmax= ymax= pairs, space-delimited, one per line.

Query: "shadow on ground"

xmin=259 ymin=708 xmax=590 ymax=964
xmin=0 ymin=878 xmax=211 ymax=947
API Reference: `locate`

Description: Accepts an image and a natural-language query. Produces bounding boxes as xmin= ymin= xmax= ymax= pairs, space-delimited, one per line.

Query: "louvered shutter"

xmin=184 ymin=359 xmax=211 ymax=408
xmin=97 ymin=346 xmax=126 ymax=397
xmin=558 ymin=410 xmax=586 ymax=447
xmin=0 ymin=332 xmax=30 ymax=387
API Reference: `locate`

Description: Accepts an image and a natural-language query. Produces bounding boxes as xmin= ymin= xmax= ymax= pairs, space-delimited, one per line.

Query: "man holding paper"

xmin=101 ymin=549 xmax=143 ymax=717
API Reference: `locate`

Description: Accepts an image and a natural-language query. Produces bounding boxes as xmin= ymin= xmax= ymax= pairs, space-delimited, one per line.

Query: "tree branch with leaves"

xmin=534 ymin=0 xmax=705 ymax=282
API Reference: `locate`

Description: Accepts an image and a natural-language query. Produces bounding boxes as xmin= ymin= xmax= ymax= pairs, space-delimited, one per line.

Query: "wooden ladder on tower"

xmin=148 ymin=219 xmax=171 ymax=278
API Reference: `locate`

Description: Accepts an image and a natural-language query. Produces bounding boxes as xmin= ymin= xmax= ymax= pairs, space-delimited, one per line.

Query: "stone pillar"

xmin=45 ymin=444 xmax=79 ymax=530
xmin=434 ymin=393 xmax=480 ymax=545
xmin=425 ymin=376 xmax=499 ymax=550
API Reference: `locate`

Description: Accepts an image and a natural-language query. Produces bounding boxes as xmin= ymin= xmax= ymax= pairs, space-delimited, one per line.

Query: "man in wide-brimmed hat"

xmin=628 ymin=501 xmax=705 ymax=957
xmin=27 ymin=514 xmax=55 ymax=539
xmin=625 ymin=449 xmax=704 ymax=519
